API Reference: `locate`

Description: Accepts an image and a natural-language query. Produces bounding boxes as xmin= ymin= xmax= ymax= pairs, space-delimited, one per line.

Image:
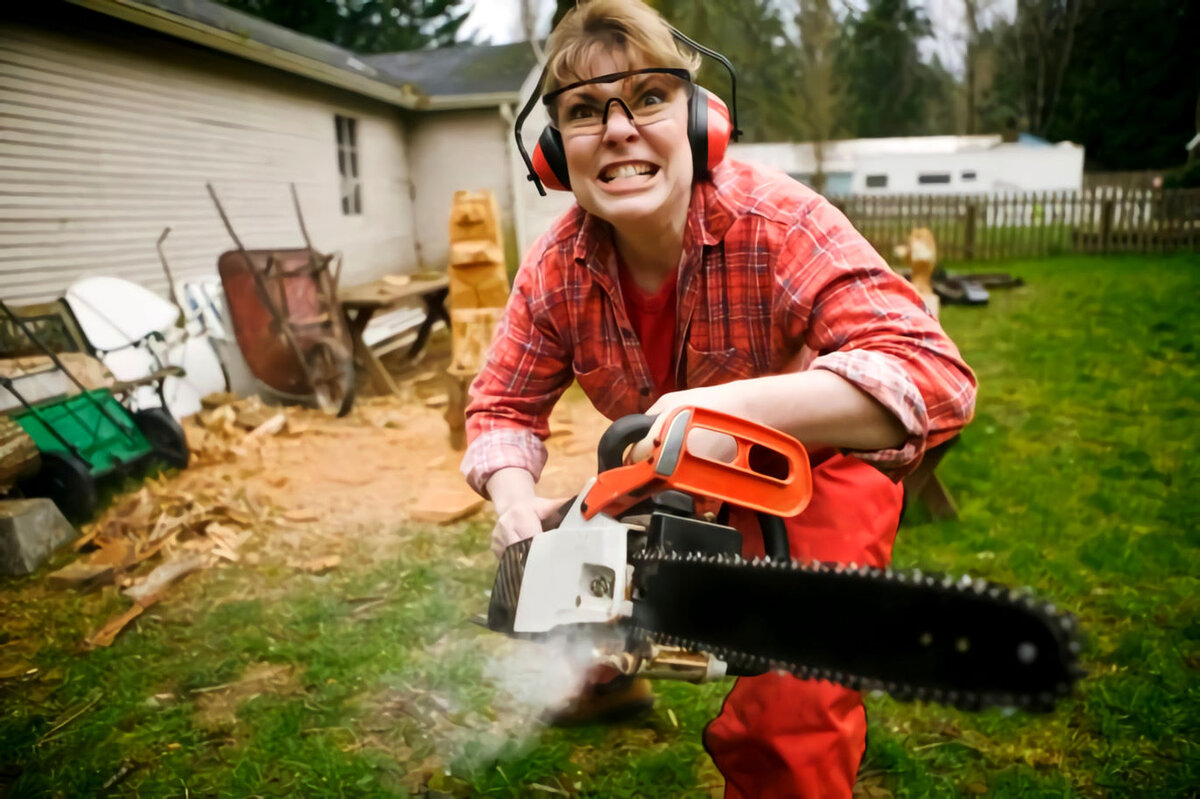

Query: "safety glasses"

xmin=542 ymin=67 xmax=693 ymax=135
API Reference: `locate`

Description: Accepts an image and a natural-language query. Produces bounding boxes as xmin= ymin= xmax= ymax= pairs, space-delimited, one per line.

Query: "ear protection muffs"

xmin=528 ymin=84 xmax=733 ymax=193
xmin=515 ymin=27 xmax=742 ymax=196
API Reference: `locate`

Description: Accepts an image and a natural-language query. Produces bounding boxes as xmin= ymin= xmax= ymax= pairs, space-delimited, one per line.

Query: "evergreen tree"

xmin=795 ymin=0 xmax=844 ymax=189
xmin=1041 ymin=0 xmax=1195 ymax=169
xmin=651 ymin=0 xmax=803 ymax=142
xmin=215 ymin=0 xmax=471 ymax=53
xmin=837 ymin=0 xmax=939 ymax=138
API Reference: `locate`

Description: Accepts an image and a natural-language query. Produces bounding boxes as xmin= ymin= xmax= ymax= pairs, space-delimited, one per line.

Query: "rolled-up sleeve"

xmin=776 ymin=199 xmax=977 ymax=476
xmin=460 ymin=247 xmax=575 ymax=495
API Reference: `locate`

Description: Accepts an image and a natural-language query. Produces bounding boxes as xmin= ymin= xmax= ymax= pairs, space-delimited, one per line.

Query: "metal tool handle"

xmin=597 ymin=413 xmax=657 ymax=473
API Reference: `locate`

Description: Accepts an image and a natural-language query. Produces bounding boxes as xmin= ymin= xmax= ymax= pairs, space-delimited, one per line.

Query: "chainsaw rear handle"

xmin=596 ymin=413 xmax=657 ymax=473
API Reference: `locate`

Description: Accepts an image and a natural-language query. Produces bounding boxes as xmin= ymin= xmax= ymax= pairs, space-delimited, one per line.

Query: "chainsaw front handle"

xmin=596 ymin=413 xmax=656 ymax=473
xmin=582 ymin=406 xmax=813 ymax=522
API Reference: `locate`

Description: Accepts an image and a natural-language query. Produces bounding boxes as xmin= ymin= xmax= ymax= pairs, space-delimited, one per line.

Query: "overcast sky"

xmin=460 ymin=0 xmax=533 ymax=45
xmin=461 ymin=0 xmax=1018 ymax=76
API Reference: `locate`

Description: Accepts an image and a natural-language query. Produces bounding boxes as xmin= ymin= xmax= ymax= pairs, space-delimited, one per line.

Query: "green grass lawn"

xmin=2 ymin=253 xmax=1199 ymax=797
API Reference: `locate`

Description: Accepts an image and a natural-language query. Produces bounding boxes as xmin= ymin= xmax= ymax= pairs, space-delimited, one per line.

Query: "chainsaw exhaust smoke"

xmin=410 ymin=625 xmax=617 ymax=773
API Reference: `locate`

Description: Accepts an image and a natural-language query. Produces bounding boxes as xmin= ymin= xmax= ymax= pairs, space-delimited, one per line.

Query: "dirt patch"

xmin=174 ymin=366 xmax=609 ymax=564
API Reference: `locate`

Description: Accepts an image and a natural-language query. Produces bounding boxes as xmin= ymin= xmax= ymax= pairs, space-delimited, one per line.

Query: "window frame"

xmin=335 ymin=114 xmax=362 ymax=215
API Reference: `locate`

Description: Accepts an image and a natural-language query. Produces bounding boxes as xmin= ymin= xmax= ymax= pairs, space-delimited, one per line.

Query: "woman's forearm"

xmin=484 ymin=466 xmax=537 ymax=513
xmin=648 ymin=370 xmax=908 ymax=454
xmin=735 ymin=370 xmax=908 ymax=451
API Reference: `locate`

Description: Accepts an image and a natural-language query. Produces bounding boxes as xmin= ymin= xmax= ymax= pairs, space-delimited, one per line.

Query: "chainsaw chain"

xmin=629 ymin=549 xmax=1086 ymax=712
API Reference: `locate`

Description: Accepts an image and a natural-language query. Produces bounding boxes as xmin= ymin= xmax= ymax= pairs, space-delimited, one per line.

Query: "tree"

xmin=993 ymin=0 xmax=1083 ymax=138
xmin=651 ymin=0 xmax=803 ymax=142
xmin=837 ymin=0 xmax=941 ymax=138
xmin=960 ymin=0 xmax=1007 ymax=134
xmin=551 ymin=0 xmax=576 ymax=29
xmin=214 ymin=0 xmax=471 ymax=53
xmin=989 ymin=0 xmax=1198 ymax=169
xmin=795 ymin=0 xmax=843 ymax=191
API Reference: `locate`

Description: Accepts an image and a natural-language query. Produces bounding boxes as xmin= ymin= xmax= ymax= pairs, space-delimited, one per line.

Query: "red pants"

xmin=705 ymin=454 xmax=904 ymax=798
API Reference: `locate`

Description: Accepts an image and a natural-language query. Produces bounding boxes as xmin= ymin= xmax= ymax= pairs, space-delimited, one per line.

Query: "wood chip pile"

xmin=53 ymin=393 xmax=329 ymax=649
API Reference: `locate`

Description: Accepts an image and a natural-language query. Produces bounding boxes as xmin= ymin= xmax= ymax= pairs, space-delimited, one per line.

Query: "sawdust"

xmin=49 ymin=344 xmax=610 ymax=649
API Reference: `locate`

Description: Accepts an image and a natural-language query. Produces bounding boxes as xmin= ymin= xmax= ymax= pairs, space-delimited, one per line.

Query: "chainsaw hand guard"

xmin=582 ymin=406 xmax=813 ymax=522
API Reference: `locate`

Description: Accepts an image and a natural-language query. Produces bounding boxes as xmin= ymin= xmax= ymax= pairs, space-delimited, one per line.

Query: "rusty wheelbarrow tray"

xmin=207 ymin=184 xmax=355 ymax=417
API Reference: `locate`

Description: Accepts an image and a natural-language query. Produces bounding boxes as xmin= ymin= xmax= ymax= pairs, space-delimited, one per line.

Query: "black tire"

xmin=19 ymin=450 xmax=98 ymax=521
xmin=133 ymin=407 xmax=190 ymax=470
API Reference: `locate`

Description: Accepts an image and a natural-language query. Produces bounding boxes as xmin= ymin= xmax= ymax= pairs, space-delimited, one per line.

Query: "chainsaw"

xmin=486 ymin=407 xmax=1085 ymax=712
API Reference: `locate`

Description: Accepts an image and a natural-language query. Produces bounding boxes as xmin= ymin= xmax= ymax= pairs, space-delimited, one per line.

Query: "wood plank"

xmin=979 ymin=191 xmax=988 ymax=257
xmin=1139 ymin=189 xmax=1149 ymax=253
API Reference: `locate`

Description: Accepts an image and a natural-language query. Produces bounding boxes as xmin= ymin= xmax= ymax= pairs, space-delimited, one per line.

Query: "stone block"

xmin=0 ymin=498 xmax=77 ymax=577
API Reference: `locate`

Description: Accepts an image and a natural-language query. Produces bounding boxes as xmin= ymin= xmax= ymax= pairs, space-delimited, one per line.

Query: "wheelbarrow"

xmin=207 ymin=184 xmax=355 ymax=416
xmin=0 ymin=301 xmax=189 ymax=520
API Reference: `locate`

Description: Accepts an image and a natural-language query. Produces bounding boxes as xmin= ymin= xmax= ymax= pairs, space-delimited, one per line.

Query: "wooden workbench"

xmin=340 ymin=275 xmax=450 ymax=396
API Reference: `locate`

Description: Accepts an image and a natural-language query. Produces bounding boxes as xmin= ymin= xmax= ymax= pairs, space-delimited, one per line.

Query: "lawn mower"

xmin=0 ymin=301 xmax=189 ymax=520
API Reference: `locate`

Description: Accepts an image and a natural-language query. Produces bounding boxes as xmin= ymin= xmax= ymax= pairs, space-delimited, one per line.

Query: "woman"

xmin=462 ymin=1 xmax=977 ymax=795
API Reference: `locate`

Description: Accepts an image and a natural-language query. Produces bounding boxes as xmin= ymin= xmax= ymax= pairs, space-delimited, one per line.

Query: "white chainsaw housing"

xmin=512 ymin=479 xmax=634 ymax=633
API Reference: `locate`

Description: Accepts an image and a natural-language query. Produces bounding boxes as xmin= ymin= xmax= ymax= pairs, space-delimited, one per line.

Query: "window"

xmin=865 ymin=174 xmax=888 ymax=188
xmin=918 ymin=173 xmax=951 ymax=185
xmin=335 ymin=115 xmax=362 ymax=215
xmin=961 ymin=170 xmax=977 ymax=181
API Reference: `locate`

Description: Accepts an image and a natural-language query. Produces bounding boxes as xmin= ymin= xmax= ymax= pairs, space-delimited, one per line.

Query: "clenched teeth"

xmin=601 ymin=162 xmax=656 ymax=182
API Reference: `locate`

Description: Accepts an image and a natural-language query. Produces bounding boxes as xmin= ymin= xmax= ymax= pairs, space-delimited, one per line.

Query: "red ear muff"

xmin=688 ymin=86 xmax=731 ymax=178
xmin=532 ymin=127 xmax=571 ymax=192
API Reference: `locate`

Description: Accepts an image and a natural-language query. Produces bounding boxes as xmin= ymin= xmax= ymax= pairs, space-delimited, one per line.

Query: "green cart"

xmin=1 ymin=301 xmax=188 ymax=520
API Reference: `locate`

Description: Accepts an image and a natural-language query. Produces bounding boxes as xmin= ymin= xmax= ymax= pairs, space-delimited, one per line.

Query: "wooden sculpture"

xmin=898 ymin=227 xmax=940 ymax=317
xmin=445 ymin=190 xmax=510 ymax=449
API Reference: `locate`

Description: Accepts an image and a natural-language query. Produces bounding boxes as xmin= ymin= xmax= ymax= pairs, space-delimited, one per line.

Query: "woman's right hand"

xmin=490 ymin=495 xmax=572 ymax=558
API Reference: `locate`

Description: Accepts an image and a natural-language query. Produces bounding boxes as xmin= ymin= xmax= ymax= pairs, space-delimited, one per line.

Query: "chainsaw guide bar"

xmin=629 ymin=549 xmax=1085 ymax=711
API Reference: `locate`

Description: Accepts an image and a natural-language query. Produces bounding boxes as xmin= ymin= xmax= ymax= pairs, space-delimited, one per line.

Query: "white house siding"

xmin=406 ymin=108 xmax=516 ymax=271
xmin=510 ymin=67 xmax=576 ymax=262
xmin=0 ymin=15 xmax=417 ymax=304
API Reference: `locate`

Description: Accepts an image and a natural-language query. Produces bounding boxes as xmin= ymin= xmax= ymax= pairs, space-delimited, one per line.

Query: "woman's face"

xmin=556 ymin=49 xmax=693 ymax=230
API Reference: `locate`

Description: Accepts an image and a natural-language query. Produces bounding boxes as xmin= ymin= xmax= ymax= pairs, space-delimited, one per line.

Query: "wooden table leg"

xmin=918 ymin=476 xmax=959 ymax=521
xmin=407 ymin=287 xmax=451 ymax=359
xmin=344 ymin=307 xmax=401 ymax=397
xmin=444 ymin=371 xmax=472 ymax=451
xmin=902 ymin=435 xmax=960 ymax=521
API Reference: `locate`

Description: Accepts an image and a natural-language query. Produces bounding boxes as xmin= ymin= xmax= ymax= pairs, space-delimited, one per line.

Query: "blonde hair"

xmin=543 ymin=0 xmax=702 ymax=94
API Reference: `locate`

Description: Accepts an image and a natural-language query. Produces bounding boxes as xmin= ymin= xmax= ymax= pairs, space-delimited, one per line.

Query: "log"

xmin=0 ymin=416 xmax=39 ymax=491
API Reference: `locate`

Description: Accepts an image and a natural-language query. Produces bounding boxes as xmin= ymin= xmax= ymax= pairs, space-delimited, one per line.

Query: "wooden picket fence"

xmin=831 ymin=188 xmax=1200 ymax=262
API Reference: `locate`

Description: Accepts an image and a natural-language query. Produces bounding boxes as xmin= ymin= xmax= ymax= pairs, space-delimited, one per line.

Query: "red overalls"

xmin=707 ymin=454 xmax=903 ymax=798
xmin=619 ymin=262 xmax=905 ymax=798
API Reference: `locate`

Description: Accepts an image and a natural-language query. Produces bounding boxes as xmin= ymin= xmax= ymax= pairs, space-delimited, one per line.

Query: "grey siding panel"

xmin=0 ymin=19 xmax=417 ymax=304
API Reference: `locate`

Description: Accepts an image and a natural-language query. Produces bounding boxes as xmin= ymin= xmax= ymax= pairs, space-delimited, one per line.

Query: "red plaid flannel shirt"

xmin=462 ymin=159 xmax=976 ymax=494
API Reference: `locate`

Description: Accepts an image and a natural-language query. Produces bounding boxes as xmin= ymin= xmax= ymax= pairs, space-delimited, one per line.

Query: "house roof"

xmin=365 ymin=41 xmax=540 ymax=109
xmin=68 ymin=0 xmax=424 ymax=107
